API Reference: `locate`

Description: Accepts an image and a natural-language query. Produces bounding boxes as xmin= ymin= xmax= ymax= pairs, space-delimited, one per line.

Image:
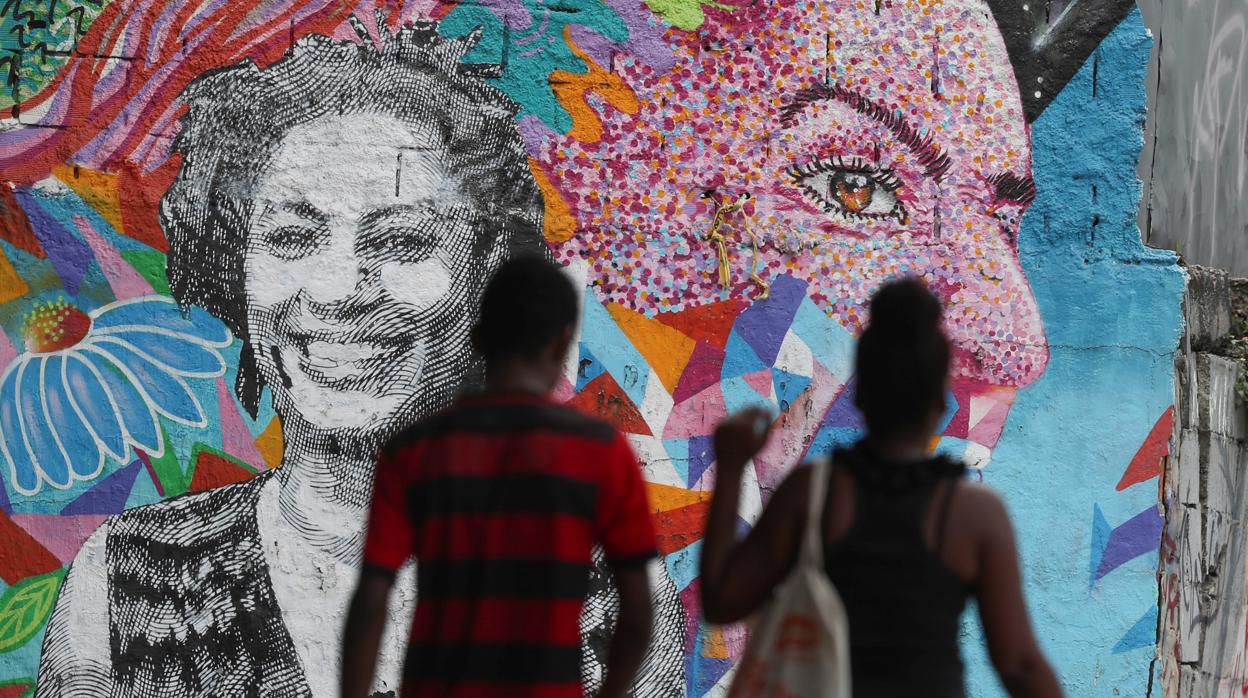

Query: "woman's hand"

xmin=713 ymin=407 xmax=774 ymax=476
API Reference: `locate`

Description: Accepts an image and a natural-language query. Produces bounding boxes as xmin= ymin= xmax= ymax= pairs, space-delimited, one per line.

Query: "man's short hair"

xmin=476 ymin=255 xmax=579 ymax=363
xmin=159 ymin=20 xmax=546 ymax=413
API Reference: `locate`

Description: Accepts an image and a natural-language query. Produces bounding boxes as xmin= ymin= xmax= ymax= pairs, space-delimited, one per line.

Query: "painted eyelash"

xmin=785 ymin=155 xmax=903 ymax=192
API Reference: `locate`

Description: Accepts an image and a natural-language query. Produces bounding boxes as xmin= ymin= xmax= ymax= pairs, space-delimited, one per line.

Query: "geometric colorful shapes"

xmin=566 ymin=371 xmax=652 ymax=436
xmin=215 ymin=379 xmax=266 ymax=470
xmin=741 ymin=369 xmax=772 ymax=397
xmin=773 ymin=329 xmax=814 ymax=385
xmin=820 ymin=381 xmax=863 ymax=429
xmin=52 ymin=164 xmax=124 ymax=233
xmin=9 ymin=514 xmax=106 ymax=565
xmin=1116 ymin=406 xmax=1173 ymax=491
xmin=579 ymin=293 xmax=652 ymax=408
xmin=607 ymin=302 xmax=697 ymax=394
xmin=15 ymin=189 xmax=94 ymax=297
xmin=721 ymin=329 xmax=768 ymax=381
xmin=731 ymin=274 xmax=806 ymax=366
xmin=119 ymin=250 xmax=172 ymax=296
xmin=0 ymin=680 xmax=34 ymax=698
xmin=1112 ymin=606 xmax=1158 ymax=654
xmin=772 ymin=367 xmax=812 ymax=412
xmin=647 ymin=481 xmax=713 ymax=513
xmin=0 ymin=185 xmax=44 ymax=259
xmin=574 ymin=345 xmax=607 ymax=392
xmin=74 ymin=215 xmax=154 ymax=300
xmin=1089 ymin=503 xmax=1111 ymax=589
xmin=967 ymin=385 xmax=1017 ymax=447
xmin=672 ymin=341 xmax=724 ymax=404
xmin=59 ymin=460 xmax=140 ymax=516
xmin=187 ymin=448 xmax=257 ymax=494
xmin=685 ymin=434 xmax=715 ymax=489
xmin=1094 ymin=505 xmax=1164 ymax=582
xmin=654 ymin=499 xmax=711 ymax=555
xmin=789 ymin=292 xmax=855 ymax=380
xmin=664 ymin=539 xmax=701 ymax=592
xmin=720 ymin=374 xmax=773 ymax=417
xmin=0 ymin=509 xmax=61 ymax=584
xmin=664 ymin=382 xmax=728 ymax=440
xmin=0 ymin=246 xmax=29 ymax=305
xmin=654 ymin=298 xmax=746 ymax=349
xmin=255 ymin=417 xmax=284 ymax=469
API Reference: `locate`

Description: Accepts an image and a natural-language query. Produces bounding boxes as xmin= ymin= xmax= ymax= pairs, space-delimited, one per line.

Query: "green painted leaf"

xmin=0 ymin=571 xmax=65 ymax=654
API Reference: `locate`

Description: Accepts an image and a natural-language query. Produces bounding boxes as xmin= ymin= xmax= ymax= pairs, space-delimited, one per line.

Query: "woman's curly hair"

xmin=160 ymin=18 xmax=546 ymax=415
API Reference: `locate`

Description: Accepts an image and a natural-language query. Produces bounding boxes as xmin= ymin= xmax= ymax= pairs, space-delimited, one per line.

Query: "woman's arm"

xmin=972 ymin=487 xmax=1064 ymax=698
xmin=700 ymin=408 xmax=806 ymax=624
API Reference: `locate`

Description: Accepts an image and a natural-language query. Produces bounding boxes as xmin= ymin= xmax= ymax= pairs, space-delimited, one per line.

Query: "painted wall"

xmin=0 ymin=1 xmax=1183 ymax=696
xmin=1137 ymin=0 xmax=1248 ymax=276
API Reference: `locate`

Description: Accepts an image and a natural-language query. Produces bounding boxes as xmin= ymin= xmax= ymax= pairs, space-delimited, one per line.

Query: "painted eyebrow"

xmin=357 ymin=204 xmax=433 ymax=230
xmin=280 ymin=201 xmax=329 ymax=225
xmin=779 ymin=83 xmax=951 ymax=181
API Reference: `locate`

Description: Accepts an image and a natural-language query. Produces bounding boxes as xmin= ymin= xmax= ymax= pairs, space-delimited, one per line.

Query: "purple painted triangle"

xmin=686 ymin=434 xmax=715 ymax=488
xmin=672 ymin=342 xmax=724 ymax=404
xmin=821 ymin=381 xmax=863 ymax=429
xmin=0 ymin=474 xmax=11 ymax=513
xmin=732 ymin=275 xmax=807 ymax=366
xmin=61 ymin=459 xmax=141 ymax=516
xmin=1095 ymin=506 xmax=1164 ymax=581
xmin=14 ymin=189 xmax=95 ymax=297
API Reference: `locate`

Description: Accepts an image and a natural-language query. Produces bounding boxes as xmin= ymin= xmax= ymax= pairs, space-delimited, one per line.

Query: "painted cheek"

xmin=244 ymin=253 xmax=313 ymax=311
xmin=377 ymin=257 xmax=454 ymax=314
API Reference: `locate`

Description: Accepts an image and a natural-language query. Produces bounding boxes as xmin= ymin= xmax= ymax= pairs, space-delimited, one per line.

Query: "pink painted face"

xmin=538 ymin=0 xmax=1048 ymax=450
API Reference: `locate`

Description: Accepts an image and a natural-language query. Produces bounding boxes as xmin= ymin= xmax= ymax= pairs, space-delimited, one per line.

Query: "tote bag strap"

xmin=801 ymin=455 xmax=832 ymax=568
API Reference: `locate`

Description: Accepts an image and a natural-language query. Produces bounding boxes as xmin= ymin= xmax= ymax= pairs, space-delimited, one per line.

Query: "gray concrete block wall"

xmin=1158 ymin=266 xmax=1248 ymax=695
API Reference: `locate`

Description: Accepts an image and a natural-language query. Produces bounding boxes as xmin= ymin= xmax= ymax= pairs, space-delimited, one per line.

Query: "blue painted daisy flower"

xmin=0 ymin=296 xmax=232 ymax=496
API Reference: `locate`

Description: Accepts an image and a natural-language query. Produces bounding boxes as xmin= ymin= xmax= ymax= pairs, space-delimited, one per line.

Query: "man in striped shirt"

xmin=341 ymin=255 xmax=658 ymax=698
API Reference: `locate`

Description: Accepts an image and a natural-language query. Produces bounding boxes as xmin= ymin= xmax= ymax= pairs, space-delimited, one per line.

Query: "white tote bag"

xmin=727 ymin=456 xmax=851 ymax=698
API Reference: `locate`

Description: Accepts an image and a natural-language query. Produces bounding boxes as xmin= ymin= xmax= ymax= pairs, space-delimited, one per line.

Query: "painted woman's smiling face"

xmin=538 ymin=0 xmax=1048 ymax=455
xmin=244 ymin=112 xmax=485 ymax=434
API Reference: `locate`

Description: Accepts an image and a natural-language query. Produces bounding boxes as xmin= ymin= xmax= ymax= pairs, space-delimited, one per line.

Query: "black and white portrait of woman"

xmin=34 ymin=20 xmax=684 ymax=697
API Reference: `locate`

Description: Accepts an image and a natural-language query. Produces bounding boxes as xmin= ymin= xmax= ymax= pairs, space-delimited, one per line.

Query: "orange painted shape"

xmin=606 ymin=303 xmax=697 ymax=395
xmin=0 ymin=247 xmax=29 ymax=304
xmin=566 ymin=372 xmax=652 ymax=436
xmin=53 ymin=163 xmax=124 ymax=233
xmin=529 ymin=158 xmax=576 ymax=244
xmin=654 ymin=299 xmax=747 ymax=349
xmin=705 ymin=624 xmax=730 ymax=659
xmin=1117 ymin=406 xmax=1174 ymax=491
xmin=188 ymin=450 xmax=256 ymax=493
xmin=255 ymin=417 xmax=285 ymax=469
xmin=549 ymin=28 xmax=640 ymax=144
xmin=646 ymin=481 xmax=712 ymax=513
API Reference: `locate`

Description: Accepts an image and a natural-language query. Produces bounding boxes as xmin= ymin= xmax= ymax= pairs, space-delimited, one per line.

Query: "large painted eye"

xmin=787 ymin=156 xmax=906 ymax=223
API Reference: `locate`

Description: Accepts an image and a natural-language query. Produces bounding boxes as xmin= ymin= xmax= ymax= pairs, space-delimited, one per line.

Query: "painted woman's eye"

xmin=787 ymin=156 xmax=906 ymax=223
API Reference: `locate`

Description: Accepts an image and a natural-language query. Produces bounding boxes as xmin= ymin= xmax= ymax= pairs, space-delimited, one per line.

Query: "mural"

xmin=0 ymin=0 xmax=1183 ymax=696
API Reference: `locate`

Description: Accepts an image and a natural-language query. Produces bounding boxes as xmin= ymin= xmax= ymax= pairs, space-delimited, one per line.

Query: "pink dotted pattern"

xmin=535 ymin=0 xmax=1048 ymax=387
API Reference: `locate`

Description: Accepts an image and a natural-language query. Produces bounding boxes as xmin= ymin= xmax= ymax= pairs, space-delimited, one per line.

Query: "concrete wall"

xmin=0 ymin=1 xmax=1183 ymax=696
xmin=1137 ymin=0 xmax=1248 ymax=275
xmin=1157 ymin=267 xmax=1248 ymax=696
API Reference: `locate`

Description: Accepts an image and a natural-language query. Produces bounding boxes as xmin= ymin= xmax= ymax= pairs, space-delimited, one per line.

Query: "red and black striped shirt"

xmin=362 ymin=392 xmax=658 ymax=698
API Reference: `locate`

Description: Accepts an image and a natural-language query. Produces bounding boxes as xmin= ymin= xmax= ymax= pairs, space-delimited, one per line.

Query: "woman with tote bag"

xmin=701 ymin=279 xmax=1064 ymax=698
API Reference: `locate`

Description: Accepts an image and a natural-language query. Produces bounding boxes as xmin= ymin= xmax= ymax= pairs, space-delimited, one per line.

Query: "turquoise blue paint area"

xmin=962 ymin=8 xmax=1184 ymax=698
xmin=437 ymin=0 xmax=629 ymax=133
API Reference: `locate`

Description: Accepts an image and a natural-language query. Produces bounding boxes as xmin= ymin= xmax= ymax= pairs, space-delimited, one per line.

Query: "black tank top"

xmin=823 ymin=446 xmax=971 ymax=698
